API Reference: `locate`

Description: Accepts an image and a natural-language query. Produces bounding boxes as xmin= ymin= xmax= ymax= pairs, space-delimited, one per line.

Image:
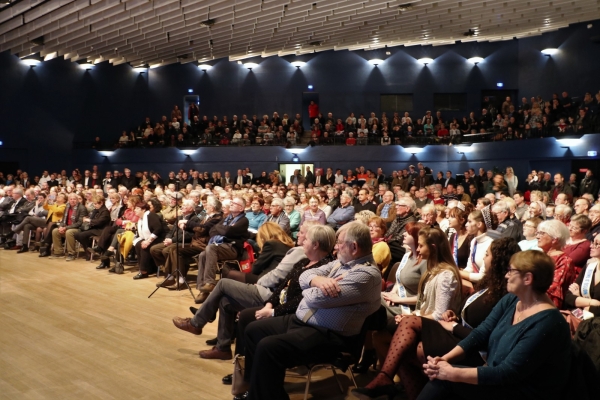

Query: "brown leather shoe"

xmin=198 ymin=283 xmax=216 ymax=293
xmin=194 ymin=291 xmax=210 ymax=304
xmin=156 ymin=277 xmax=176 ymax=288
xmin=172 ymin=317 xmax=202 ymax=335
xmin=199 ymin=346 xmax=233 ymax=360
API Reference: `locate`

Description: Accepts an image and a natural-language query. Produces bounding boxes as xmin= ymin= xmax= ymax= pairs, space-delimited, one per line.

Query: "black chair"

xmin=291 ymin=306 xmax=387 ymax=400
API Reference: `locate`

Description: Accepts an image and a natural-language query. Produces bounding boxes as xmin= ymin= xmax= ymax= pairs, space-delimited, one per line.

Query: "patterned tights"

xmin=366 ymin=315 xmax=428 ymax=400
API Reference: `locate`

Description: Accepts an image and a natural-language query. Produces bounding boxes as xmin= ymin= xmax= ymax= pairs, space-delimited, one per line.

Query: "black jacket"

xmin=209 ymin=213 xmax=250 ymax=255
xmin=88 ymin=205 xmax=111 ymax=230
xmin=251 ymin=240 xmax=293 ymax=277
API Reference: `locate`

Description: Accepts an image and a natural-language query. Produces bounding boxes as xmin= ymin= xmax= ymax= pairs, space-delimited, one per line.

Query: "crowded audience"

xmin=2 ymin=158 xmax=600 ymax=400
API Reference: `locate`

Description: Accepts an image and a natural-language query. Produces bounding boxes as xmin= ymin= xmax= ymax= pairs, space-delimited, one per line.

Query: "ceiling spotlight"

xmin=417 ymin=57 xmax=434 ymax=65
xmin=541 ymin=48 xmax=559 ymax=56
xmin=468 ymin=57 xmax=484 ymax=64
xmin=198 ymin=64 xmax=212 ymax=71
xmin=368 ymin=59 xmax=384 ymax=66
xmin=243 ymin=62 xmax=259 ymax=70
xmin=290 ymin=61 xmax=306 ymax=68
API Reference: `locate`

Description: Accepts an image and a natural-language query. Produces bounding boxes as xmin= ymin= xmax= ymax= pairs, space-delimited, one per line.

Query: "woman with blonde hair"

xmin=504 ymin=166 xmax=518 ymax=196
xmin=224 ymin=222 xmax=295 ymax=284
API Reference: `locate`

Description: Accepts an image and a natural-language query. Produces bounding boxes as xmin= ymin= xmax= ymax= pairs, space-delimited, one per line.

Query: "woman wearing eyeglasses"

xmin=535 ymin=219 xmax=576 ymax=309
xmin=517 ymin=217 xmax=542 ymax=251
xmin=565 ymin=235 xmax=600 ymax=316
xmin=416 ymin=250 xmax=571 ymax=400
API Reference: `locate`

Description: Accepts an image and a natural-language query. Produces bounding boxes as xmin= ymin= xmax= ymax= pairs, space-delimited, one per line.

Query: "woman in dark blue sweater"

xmin=417 ymin=250 xmax=571 ymax=400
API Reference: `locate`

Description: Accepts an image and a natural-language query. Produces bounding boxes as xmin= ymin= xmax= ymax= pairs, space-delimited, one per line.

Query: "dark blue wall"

xmin=1 ymin=21 xmax=600 ymax=174
xmin=66 ymin=135 xmax=600 ymax=193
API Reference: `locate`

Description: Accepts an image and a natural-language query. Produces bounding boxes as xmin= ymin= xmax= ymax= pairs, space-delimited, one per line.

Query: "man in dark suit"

xmin=376 ymin=168 xmax=386 ymax=184
xmin=580 ymin=170 xmax=599 ymax=197
xmin=234 ymin=169 xmax=250 ymax=186
xmin=413 ymin=169 xmax=431 ymax=189
xmin=313 ymin=169 xmax=325 ymax=187
xmin=304 ymin=166 xmax=315 ymax=186
xmin=0 ymin=187 xmax=31 ymax=242
xmin=120 ymin=168 xmax=138 ymax=190
xmin=443 ymin=170 xmax=456 ymax=188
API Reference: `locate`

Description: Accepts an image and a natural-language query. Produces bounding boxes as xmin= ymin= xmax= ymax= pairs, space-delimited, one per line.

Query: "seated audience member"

xmin=460 ymin=209 xmax=494 ymax=284
xmin=487 ymin=200 xmax=522 ymax=241
xmin=346 ymin=132 xmax=357 ymax=145
xmin=264 ymin=198 xmax=291 ymax=236
xmin=448 ymin=204 xmax=475 ymax=269
xmin=157 ymin=197 xmax=223 ymax=288
xmin=35 ymin=193 xmax=68 ymax=256
xmin=417 ymin=251 xmax=571 ymax=400
xmin=49 ymin=194 xmax=88 ymax=261
xmin=11 ymin=193 xmax=49 ymax=253
xmin=131 ymin=199 xmax=166 ymax=280
xmin=224 ymin=222 xmax=295 ymax=284
xmin=574 ymin=198 xmax=591 ymax=215
xmin=563 ymin=214 xmax=592 ymax=275
xmin=364 ymin=216 xmax=392 ymax=276
xmin=73 ymin=194 xmax=111 ymax=254
xmin=0 ymin=188 xmax=29 ymax=240
xmin=241 ymin=221 xmax=382 ymax=399
xmin=194 ymin=196 xmax=250 ymax=304
xmin=354 ymin=238 xmax=520 ymax=400
xmin=419 ymin=204 xmax=438 ymax=228
xmin=300 ymin=195 xmax=326 ymax=227
xmin=565 ymin=234 xmax=600 ymax=317
xmin=518 ymin=217 xmax=542 ymax=251
xmin=327 ymin=192 xmax=355 ymax=230
xmin=246 ymin=197 xmax=266 ymax=234
xmin=282 ymin=196 xmax=301 ymax=240
xmin=535 ymin=219 xmax=576 ymax=309
xmin=376 ymin=191 xmax=397 ymax=225
xmin=586 ymin=204 xmax=600 ymax=240
xmin=149 ymin=199 xmax=196 ymax=279
xmin=173 ymin=224 xmax=331 ymax=364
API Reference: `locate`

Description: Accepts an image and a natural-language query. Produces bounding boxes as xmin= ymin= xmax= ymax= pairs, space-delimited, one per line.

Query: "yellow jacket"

xmin=44 ymin=203 xmax=66 ymax=223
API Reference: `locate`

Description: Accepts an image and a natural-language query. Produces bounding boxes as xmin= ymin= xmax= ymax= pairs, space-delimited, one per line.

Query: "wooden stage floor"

xmin=0 ymin=248 xmax=386 ymax=400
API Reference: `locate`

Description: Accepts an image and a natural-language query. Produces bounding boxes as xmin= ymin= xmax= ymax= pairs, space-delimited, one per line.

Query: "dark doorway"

xmin=571 ymin=159 xmax=600 ymax=183
xmin=481 ymin=89 xmax=519 ymax=115
xmin=183 ymin=95 xmax=200 ymax=125
xmin=302 ymin=92 xmax=319 ymax=132
xmin=0 ymin=162 xmax=19 ymax=176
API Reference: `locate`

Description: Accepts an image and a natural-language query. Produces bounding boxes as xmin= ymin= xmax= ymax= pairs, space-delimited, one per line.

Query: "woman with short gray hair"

xmin=535 ymin=219 xmax=576 ymax=308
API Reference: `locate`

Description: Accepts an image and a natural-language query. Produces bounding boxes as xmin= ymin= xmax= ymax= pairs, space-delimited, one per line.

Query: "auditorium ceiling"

xmin=1 ymin=0 xmax=599 ymax=67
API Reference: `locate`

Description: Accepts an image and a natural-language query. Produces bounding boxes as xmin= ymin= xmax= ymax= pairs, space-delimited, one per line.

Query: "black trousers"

xmin=244 ymin=315 xmax=348 ymax=400
xmin=235 ymin=307 xmax=261 ymax=356
xmin=73 ymin=229 xmax=103 ymax=250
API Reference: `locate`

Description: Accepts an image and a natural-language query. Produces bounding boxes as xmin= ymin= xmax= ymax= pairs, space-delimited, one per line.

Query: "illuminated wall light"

xmin=79 ymin=63 xmax=94 ymax=70
xmin=243 ymin=62 xmax=259 ymax=70
xmin=180 ymin=149 xmax=196 ymax=156
xmin=541 ymin=48 xmax=559 ymax=56
xmin=368 ymin=59 xmax=384 ymax=66
xmin=497 ymin=82 xmax=504 ymax=88
xmin=417 ymin=58 xmax=434 ymax=65
xmin=133 ymin=67 xmax=148 ymax=73
xmin=290 ymin=61 xmax=306 ymax=68
xmin=468 ymin=57 xmax=484 ymax=64
xmin=21 ymin=59 xmax=41 ymax=67
xmin=198 ymin=64 xmax=212 ymax=71
xmin=308 ymin=85 xmax=314 ymax=90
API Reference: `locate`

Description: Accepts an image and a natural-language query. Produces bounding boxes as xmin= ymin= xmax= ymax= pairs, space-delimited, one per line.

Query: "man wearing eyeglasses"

xmin=242 ymin=222 xmax=382 ymax=400
xmin=194 ymin=196 xmax=249 ymax=304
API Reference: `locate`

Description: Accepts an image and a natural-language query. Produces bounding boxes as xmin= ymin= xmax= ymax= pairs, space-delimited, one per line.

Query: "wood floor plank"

xmin=0 ymin=249 xmax=383 ymax=399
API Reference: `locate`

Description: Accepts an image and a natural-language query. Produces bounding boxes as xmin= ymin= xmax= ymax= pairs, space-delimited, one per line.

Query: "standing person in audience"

xmin=416 ymin=251 xmax=571 ymax=400
xmin=460 ymin=209 xmax=494 ymax=284
xmin=563 ymin=214 xmax=592 ymax=276
xmin=242 ymin=222 xmax=382 ymax=400
xmin=550 ymin=173 xmax=573 ymax=204
xmin=535 ymin=219 xmax=576 ymax=309
xmin=504 ymin=166 xmax=518 ymax=196
xmin=579 ymin=169 xmax=599 ymax=197
xmin=565 ymin=234 xmax=600 ymax=317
